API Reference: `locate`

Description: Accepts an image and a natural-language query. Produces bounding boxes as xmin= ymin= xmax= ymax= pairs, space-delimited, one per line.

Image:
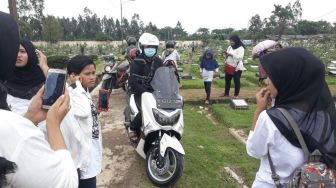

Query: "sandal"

xmin=128 ymin=130 xmax=139 ymax=142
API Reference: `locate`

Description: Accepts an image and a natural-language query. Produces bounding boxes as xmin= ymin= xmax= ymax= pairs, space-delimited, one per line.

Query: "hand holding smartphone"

xmin=42 ymin=69 xmax=67 ymax=109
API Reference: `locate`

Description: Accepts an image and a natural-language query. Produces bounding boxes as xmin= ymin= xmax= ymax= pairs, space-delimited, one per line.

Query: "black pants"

xmin=204 ymin=81 xmax=212 ymax=100
xmin=130 ymin=94 xmax=142 ymax=133
xmin=224 ymin=70 xmax=242 ymax=96
xmin=79 ymin=177 xmax=96 ymax=188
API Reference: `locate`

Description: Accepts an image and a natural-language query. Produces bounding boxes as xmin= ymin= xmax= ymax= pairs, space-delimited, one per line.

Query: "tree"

xmin=268 ymin=0 xmax=302 ymax=39
xmin=248 ymin=14 xmax=264 ymax=41
xmin=196 ymin=28 xmax=210 ymax=46
xmin=144 ymin=22 xmax=159 ymax=37
xmin=17 ymin=0 xmax=44 ymax=40
xmin=42 ymin=16 xmax=64 ymax=43
xmin=158 ymin=26 xmax=173 ymax=41
xmin=174 ymin=21 xmax=188 ymax=40
xmin=129 ymin=14 xmax=141 ymax=38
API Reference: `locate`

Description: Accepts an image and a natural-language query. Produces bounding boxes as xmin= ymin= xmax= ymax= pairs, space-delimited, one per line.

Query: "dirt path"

xmin=91 ymin=85 xmax=252 ymax=187
xmin=90 ymin=87 xmax=155 ymax=188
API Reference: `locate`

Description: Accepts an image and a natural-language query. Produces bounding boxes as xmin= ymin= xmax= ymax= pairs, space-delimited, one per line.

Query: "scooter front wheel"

xmin=146 ymin=147 xmax=184 ymax=187
xmin=102 ymin=78 xmax=112 ymax=90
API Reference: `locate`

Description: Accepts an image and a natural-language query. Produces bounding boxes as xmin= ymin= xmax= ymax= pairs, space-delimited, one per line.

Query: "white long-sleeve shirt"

xmin=69 ymin=81 xmax=103 ymax=179
xmin=162 ymin=49 xmax=180 ymax=67
xmin=226 ymin=46 xmax=246 ymax=71
xmin=0 ymin=109 xmax=78 ymax=188
xmin=7 ymin=94 xmax=31 ymax=116
xmin=246 ymin=111 xmax=305 ymax=187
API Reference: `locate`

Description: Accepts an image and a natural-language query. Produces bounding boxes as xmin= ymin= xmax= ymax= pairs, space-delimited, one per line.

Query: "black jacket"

xmin=129 ymin=54 xmax=163 ymax=95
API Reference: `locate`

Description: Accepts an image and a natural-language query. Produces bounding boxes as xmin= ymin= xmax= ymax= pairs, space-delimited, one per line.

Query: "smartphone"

xmin=42 ymin=69 xmax=67 ymax=109
xmin=98 ymin=89 xmax=109 ymax=111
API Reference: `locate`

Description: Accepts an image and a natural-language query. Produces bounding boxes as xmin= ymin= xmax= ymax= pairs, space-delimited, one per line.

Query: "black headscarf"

xmin=0 ymin=11 xmax=20 ymax=110
xmin=229 ymin=35 xmax=245 ymax=49
xmin=260 ymin=47 xmax=336 ymax=168
xmin=0 ymin=12 xmax=19 ymax=186
xmin=5 ymin=40 xmax=45 ymax=100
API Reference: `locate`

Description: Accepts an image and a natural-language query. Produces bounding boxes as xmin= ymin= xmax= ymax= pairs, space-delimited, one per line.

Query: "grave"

xmin=327 ymin=60 xmax=336 ymax=70
xmin=230 ymin=99 xmax=249 ymax=110
xmin=181 ymin=73 xmax=193 ymax=80
xmin=177 ymin=67 xmax=184 ymax=72
xmin=328 ymin=71 xmax=336 ymax=77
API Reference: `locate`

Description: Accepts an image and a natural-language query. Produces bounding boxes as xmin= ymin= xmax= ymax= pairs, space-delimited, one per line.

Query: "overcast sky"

xmin=1 ymin=0 xmax=335 ymax=33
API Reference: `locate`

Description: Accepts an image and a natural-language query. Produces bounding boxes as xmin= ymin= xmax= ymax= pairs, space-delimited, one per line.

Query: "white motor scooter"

xmin=124 ymin=67 xmax=185 ymax=187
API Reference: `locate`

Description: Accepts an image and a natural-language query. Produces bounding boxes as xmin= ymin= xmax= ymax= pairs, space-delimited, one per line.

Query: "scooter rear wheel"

xmin=146 ymin=147 xmax=184 ymax=187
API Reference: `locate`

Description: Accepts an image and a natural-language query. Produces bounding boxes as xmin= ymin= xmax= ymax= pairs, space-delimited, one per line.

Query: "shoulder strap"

xmin=277 ymin=108 xmax=310 ymax=158
xmin=267 ymin=151 xmax=282 ymax=188
xmin=267 ymin=107 xmax=310 ymax=187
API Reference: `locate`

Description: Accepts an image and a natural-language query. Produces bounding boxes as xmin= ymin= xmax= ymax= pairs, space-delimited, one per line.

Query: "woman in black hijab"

xmin=263 ymin=47 xmax=336 ymax=166
xmin=5 ymin=40 xmax=49 ymax=114
xmin=246 ymin=47 xmax=336 ymax=187
xmin=223 ymin=35 xmax=245 ymax=97
xmin=0 ymin=11 xmax=20 ymax=188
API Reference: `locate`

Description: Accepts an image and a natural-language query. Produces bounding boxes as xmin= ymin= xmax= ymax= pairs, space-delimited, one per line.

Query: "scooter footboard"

xmin=159 ymin=133 xmax=185 ymax=157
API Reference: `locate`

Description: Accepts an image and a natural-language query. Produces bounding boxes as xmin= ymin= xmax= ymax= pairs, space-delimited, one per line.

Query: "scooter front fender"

xmin=160 ymin=133 xmax=185 ymax=157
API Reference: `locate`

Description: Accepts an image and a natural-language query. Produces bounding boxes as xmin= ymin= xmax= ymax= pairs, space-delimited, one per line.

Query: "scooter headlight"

xmin=104 ymin=66 xmax=112 ymax=72
xmin=152 ymin=109 xmax=180 ymax=126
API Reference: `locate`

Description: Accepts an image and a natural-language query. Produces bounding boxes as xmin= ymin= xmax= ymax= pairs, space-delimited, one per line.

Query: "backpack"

xmin=268 ymin=108 xmax=336 ymax=188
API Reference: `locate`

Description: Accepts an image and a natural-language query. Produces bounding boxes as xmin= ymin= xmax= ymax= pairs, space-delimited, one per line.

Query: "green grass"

xmin=210 ymin=104 xmax=256 ymax=135
xmin=181 ymin=79 xmax=205 ymax=89
xmin=95 ymin=59 xmax=104 ymax=73
xmin=326 ymin=75 xmax=336 ymax=85
xmin=213 ymin=77 xmax=255 ymax=88
xmin=175 ymin=105 xmax=259 ymax=187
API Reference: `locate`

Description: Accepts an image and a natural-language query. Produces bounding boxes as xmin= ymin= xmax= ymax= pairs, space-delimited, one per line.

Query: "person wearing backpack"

xmin=246 ymin=47 xmax=336 ymax=187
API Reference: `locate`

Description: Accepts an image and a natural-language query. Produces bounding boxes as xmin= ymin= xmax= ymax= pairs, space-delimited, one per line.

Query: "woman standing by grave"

xmin=199 ymin=48 xmax=218 ymax=104
xmin=223 ymin=35 xmax=245 ymax=98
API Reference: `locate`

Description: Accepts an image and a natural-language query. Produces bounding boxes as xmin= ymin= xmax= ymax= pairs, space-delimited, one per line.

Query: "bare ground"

xmin=90 ymin=87 xmax=155 ymax=188
xmin=91 ymin=86 xmax=253 ymax=188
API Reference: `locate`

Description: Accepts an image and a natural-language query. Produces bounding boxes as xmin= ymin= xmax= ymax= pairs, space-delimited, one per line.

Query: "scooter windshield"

xmin=151 ymin=67 xmax=182 ymax=109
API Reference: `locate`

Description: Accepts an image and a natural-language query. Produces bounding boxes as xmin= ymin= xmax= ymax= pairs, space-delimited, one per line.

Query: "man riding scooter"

xmin=127 ymin=33 xmax=163 ymax=142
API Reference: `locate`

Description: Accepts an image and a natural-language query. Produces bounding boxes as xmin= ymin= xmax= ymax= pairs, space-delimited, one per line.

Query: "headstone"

xmin=328 ymin=71 xmax=336 ymax=77
xmin=219 ymin=73 xmax=226 ymax=79
xmin=181 ymin=73 xmax=193 ymax=80
xmin=177 ymin=67 xmax=184 ymax=72
xmin=328 ymin=60 xmax=336 ymax=70
xmin=230 ymin=99 xmax=249 ymax=110
xmin=250 ymin=65 xmax=258 ymax=69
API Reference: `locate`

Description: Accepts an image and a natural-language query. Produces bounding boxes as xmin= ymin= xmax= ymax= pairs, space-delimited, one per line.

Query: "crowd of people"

xmin=1 ymin=9 xmax=336 ymax=188
xmin=0 ymin=12 xmax=102 ymax=188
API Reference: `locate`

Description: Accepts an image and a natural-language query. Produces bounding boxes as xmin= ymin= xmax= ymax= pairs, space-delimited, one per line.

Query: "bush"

xmin=47 ymin=55 xmax=69 ymax=69
xmin=89 ymin=54 xmax=98 ymax=61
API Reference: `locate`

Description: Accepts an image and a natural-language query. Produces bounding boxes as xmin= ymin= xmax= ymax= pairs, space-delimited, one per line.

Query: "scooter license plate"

xmin=156 ymin=98 xmax=182 ymax=109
